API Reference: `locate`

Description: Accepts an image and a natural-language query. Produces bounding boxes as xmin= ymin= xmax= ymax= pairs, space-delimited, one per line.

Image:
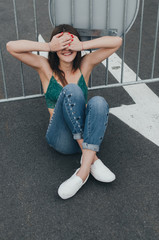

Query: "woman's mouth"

xmin=62 ymin=51 xmax=73 ymax=56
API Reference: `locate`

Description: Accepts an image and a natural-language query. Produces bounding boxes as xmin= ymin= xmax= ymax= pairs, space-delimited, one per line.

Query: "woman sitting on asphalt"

xmin=6 ymin=24 xmax=122 ymax=199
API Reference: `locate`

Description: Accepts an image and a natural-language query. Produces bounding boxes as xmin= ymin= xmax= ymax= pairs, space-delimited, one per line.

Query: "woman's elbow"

xmin=116 ymin=36 xmax=123 ymax=48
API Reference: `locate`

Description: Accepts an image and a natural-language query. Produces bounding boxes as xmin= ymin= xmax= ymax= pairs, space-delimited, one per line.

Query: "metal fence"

xmin=0 ymin=0 xmax=159 ymax=103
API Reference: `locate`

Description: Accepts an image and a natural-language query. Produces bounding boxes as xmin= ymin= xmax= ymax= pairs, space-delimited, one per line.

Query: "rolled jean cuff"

xmin=73 ymin=133 xmax=82 ymax=140
xmin=82 ymin=142 xmax=99 ymax=152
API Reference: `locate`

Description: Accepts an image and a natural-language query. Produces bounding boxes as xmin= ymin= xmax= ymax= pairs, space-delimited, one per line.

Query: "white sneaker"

xmin=80 ymin=158 xmax=116 ymax=183
xmin=58 ymin=168 xmax=89 ymax=199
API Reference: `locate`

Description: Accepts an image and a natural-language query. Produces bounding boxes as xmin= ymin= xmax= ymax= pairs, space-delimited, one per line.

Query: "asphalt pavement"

xmin=0 ymin=0 xmax=159 ymax=240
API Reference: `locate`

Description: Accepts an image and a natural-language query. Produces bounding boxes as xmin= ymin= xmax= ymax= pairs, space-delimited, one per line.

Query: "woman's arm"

xmin=6 ymin=32 xmax=72 ymax=70
xmin=6 ymin=40 xmax=50 ymax=53
xmin=6 ymin=40 xmax=50 ymax=70
xmin=69 ymin=35 xmax=122 ymax=70
xmin=82 ymin=36 xmax=122 ymax=50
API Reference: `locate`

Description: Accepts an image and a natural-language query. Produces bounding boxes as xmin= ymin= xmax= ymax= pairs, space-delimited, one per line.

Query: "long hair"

xmin=48 ymin=24 xmax=82 ymax=86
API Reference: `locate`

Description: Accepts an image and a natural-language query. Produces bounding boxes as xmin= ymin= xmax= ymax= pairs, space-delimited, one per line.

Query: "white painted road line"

xmin=107 ymin=53 xmax=159 ymax=105
xmin=104 ymin=53 xmax=159 ymax=147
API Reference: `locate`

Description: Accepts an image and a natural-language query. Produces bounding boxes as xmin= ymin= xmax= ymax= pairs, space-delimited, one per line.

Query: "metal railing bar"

xmin=71 ymin=0 xmax=75 ymax=26
xmin=33 ymin=0 xmax=38 ymax=41
xmin=33 ymin=0 xmax=43 ymax=94
xmin=1 ymin=77 xmax=159 ymax=103
xmin=88 ymin=77 xmax=159 ymax=90
xmin=0 ymin=46 xmax=8 ymax=99
xmin=121 ymin=0 xmax=128 ymax=84
xmin=106 ymin=0 xmax=110 ymax=30
xmin=89 ymin=50 xmax=93 ymax=88
xmin=12 ymin=0 xmax=19 ymax=39
xmin=105 ymin=0 xmax=110 ymax=85
xmin=88 ymin=0 xmax=93 ymax=88
xmin=89 ymin=0 xmax=93 ymax=29
xmin=12 ymin=0 xmax=25 ymax=96
xmin=151 ymin=2 xmax=159 ymax=79
xmin=136 ymin=0 xmax=145 ymax=82
xmin=0 ymin=94 xmax=43 ymax=103
xmin=105 ymin=58 xmax=109 ymax=85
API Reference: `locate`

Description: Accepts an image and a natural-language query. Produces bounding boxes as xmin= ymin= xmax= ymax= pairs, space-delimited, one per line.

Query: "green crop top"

xmin=44 ymin=72 xmax=88 ymax=109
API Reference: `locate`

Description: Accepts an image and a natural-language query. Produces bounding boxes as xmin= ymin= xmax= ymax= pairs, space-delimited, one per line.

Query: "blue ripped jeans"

xmin=45 ymin=84 xmax=109 ymax=155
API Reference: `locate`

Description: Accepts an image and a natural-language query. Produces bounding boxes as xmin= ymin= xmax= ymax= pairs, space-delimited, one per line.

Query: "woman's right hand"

xmin=49 ymin=32 xmax=72 ymax=52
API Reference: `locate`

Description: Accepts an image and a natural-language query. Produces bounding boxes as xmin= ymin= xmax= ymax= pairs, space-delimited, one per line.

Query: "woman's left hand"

xmin=68 ymin=34 xmax=83 ymax=51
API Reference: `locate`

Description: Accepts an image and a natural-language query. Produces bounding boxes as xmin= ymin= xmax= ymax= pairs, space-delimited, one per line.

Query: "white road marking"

xmin=103 ymin=53 xmax=159 ymax=147
xmin=107 ymin=53 xmax=159 ymax=105
xmin=37 ymin=34 xmax=159 ymax=147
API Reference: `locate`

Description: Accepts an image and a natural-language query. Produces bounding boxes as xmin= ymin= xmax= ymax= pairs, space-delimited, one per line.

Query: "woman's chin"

xmin=57 ymin=51 xmax=77 ymax=63
xmin=60 ymin=55 xmax=76 ymax=63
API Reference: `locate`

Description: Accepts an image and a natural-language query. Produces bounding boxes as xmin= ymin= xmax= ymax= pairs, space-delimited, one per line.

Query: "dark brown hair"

xmin=48 ymin=24 xmax=82 ymax=86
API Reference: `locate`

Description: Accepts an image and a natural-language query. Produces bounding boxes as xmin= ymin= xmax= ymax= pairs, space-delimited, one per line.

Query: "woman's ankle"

xmin=93 ymin=155 xmax=99 ymax=164
xmin=76 ymin=167 xmax=90 ymax=182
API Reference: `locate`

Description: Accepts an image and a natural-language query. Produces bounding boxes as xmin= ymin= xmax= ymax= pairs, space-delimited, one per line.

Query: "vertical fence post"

xmin=71 ymin=0 xmax=75 ymax=26
xmin=0 ymin=46 xmax=8 ymax=99
xmin=89 ymin=0 xmax=93 ymax=88
xmin=12 ymin=0 xmax=25 ymax=96
xmin=121 ymin=0 xmax=128 ymax=84
xmin=33 ymin=0 xmax=43 ymax=94
xmin=151 ymin=2 xmax=159 ymax=79
xmin=33 ymin=0 xmax=38 ymax=42
xmin=136 ymin=0 xmax=145 ymax=82
xmin=105 ymin=0 xmax=110 ymax=86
